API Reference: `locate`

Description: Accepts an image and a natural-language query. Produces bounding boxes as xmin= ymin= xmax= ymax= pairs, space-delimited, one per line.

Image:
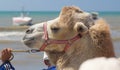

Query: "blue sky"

xmin=0 ymin=0 xmax=120 ymax=11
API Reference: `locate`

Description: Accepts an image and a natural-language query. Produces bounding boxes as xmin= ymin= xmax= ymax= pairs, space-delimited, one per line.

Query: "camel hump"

xmin=90 ymin=18 xmax=110 ymax=32
xmin=89 ymin=18 xmax=113 ymax=49
xmin=89 ymin=18 xmax=111 ymax=37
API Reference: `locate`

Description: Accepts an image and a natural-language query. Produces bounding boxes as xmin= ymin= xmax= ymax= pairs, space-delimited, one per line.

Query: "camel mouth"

xmin=23 ymin=36 xmax=36 ymax=48
xmin=23 ymin=39 xmax=34 ymax=48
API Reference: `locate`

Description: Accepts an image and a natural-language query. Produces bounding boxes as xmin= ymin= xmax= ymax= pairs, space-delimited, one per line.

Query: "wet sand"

xmin=0 ymin=26 xmax=29 ymax=31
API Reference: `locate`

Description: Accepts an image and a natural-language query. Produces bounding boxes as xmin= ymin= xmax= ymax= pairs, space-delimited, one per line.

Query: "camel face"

xmin=23 ymin=18 xmax=62 ymax=49
xmin=23 ymin=6 xmax=94 ymax=51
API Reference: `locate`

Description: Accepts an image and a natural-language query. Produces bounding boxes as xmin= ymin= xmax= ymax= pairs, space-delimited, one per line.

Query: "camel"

xmin=23 ymin=6 xmax=115 ymax=70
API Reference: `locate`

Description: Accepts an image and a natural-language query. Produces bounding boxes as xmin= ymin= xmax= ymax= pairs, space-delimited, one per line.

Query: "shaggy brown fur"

xmin=47 ymin=20 xmax=115 ymax=70
xmin=47 ymin=7 xmax=115 ymax=70
xmin=23 ymin=6 xmax=115 ymax=70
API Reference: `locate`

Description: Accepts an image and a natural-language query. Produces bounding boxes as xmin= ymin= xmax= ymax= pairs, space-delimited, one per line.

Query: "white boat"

xmin=12 ymin=8 xmax=32 ymax=26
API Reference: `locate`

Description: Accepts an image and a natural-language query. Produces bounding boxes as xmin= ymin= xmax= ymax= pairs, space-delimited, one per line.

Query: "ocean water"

xmin=0 ymin=11 xmax=120 ymax=70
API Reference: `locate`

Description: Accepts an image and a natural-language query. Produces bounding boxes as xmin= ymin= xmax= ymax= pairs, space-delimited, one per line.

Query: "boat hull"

xmin=13 ymin=17 xmax=32 ymax=26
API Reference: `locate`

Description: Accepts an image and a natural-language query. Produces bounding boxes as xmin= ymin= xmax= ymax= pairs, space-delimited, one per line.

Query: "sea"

xmin=0 ymin=11 xmax=120 ymax=70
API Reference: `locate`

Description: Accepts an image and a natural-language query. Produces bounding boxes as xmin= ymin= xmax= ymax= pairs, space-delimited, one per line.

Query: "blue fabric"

xmin=0 ymin=61 xmax=15 ymax=70
xmin=0 ymin=61 xmax=56 ymax=70
xmin=47 ymin=66 xmax=56 ymax=70
xmin=42 ymin=66 xmax=56 ymax=70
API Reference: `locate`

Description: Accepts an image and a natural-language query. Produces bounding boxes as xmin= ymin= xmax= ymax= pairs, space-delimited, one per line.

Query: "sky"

xmin=0 ymin=0 xmax=120 ymax=12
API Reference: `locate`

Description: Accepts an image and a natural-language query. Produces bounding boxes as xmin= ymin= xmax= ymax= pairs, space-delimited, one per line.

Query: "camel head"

xmin=23 ymin=6 xmax=94 ymax=52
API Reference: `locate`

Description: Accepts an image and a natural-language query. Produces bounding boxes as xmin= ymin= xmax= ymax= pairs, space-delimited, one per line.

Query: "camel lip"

xmin=23 ymin=39 xmax=34 ymax=48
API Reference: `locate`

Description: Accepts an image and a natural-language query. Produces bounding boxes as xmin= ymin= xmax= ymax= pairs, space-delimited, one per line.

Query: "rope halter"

xmin=40 ymin=22 xmax=82 ymax=52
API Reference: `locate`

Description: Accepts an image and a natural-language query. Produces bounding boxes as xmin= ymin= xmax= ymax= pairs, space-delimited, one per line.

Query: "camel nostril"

xmin=26 ymin=30 xmax=30 ymax=33
xmin=26 ymin=29 xmax=34 ymax=34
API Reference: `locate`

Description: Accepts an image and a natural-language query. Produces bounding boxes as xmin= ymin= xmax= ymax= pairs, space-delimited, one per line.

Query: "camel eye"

xmin=51 ymin=27 xmax=60 ymax=33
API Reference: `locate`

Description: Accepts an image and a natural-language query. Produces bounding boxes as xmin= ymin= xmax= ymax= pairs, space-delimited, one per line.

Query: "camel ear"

xmin=74 ymin=22 xmax=88 ymax=34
